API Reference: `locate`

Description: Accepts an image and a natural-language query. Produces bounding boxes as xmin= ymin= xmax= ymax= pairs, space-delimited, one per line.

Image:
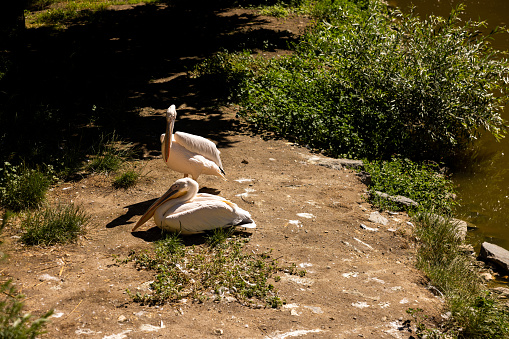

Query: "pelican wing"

xmin=160 ymin=198 xmax=255 ymax=234
xmin=174 ymin=131 xmax=224 ymax=171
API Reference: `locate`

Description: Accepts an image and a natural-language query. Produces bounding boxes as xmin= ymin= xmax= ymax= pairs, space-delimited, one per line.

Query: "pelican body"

xmin=162 ymin=105 xmax=225 ymax=180
xmin=132 ymin=178 xmax=256 ymax=234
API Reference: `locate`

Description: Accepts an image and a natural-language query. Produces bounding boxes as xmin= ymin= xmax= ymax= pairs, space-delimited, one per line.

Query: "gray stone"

xmin=368 ymin=211 xmax=388 ymax=226
xmin=373 ymin=191 xmax=419 ymax=207
xmin=306 ymin=156 xmax=364 ymax=170
xmin=478 ymin=242 xmax=509 ymax=274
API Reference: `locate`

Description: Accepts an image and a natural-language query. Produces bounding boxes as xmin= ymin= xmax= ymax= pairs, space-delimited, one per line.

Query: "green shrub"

xmin=0 ymin=163 xmax=52 ymax=212
xmin=21 ymin=203 xmax=89 ymax=246
xmin=0 ymin=279 xmax=53 ymax=339
xmin=195 ymin=1 xmax=509 ymax=161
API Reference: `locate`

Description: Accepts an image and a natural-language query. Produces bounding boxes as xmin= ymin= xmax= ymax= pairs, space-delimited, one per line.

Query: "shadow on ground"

xmin=0 ymin=0 xmax=300 ymax=165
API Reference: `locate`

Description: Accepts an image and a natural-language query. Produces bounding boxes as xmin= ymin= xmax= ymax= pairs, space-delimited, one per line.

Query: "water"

xmin=389 ymin=0 xmax=509 ymax=250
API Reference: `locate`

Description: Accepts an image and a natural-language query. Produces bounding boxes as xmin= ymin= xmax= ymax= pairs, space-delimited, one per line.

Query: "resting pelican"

xmin=131 ymin=178 xmax=256 ymax=234
xmin=162 ymin=105 xmax=225 ymax=180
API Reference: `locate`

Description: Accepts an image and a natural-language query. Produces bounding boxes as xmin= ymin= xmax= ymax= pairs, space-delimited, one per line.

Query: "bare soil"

xmin=2 ymin=4 xmax=442 ymax=339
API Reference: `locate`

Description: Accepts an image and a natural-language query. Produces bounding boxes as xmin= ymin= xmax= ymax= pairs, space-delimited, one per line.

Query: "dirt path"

xmin=2 ymin=4 xmax=442 ymax=338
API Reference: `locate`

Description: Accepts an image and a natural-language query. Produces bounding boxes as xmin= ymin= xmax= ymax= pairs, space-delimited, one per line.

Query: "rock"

xmin=368 ymin=211 xmax=388 ymax=226
xmin=356 ymin=171 xmax=371 ymax=186
xmin=306 ymin=156 xmax=364 ymax=170
xmin=478 ymin=242 xmax=509 ymax=274
xmin=372 ymin=191 xmax=419 ymax=207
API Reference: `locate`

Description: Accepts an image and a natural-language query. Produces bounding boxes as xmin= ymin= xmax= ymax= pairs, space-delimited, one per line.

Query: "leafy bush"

xmin=363 ymin=158 xmax=456 ymax=214
xmin=21 ymin=203 xmax=89 ymax=246
xmin=0 ymin=162 xmax=52 ymax=212
xmin=195 ymin=0 xmax=509 ymax=161
xmin=0 ymin=279 xmax=53 ymax=339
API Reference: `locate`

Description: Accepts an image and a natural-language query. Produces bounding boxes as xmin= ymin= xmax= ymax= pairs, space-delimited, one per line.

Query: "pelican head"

xmin=164 ymin=105 xmax=177 ymax=162
xmin=131 ymin=178 xmax=198 ymax=232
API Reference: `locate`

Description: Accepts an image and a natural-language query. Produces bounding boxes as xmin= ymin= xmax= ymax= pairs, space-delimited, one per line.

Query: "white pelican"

xmin=131 ymin=178 xmax=256 ymax=234
xmin=162 ymin=105 xmax=225 ymax=180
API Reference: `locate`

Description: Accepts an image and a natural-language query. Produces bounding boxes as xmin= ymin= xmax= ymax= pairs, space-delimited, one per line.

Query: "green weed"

xmin=21 ymin=203 xmax=89 ymax=246
xmin=112 ymin=169 xmax=139 ymax=189
xmin=0 ymin=278 xmax=53 ymax=338
xmin=0 ymin=162 xmax=52 ymax=212
xmin=125 ymin=232 xmax=285 ymax=307
xmin=363 ymin=158 xmax=456 ymax=214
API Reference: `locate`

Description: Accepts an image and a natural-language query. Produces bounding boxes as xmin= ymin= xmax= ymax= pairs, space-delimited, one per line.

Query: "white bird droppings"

xmin=139 ymin=320 xmax=165 ymax=332
xmin=234 ymin=178 xmax=253 ymax=183
xmin=266 ymin=329 xmax=323 ymax=339
xmin=296 ymin=213 xmax=315 ymax=219
xmin=352 ymin=301 xmax=370 ymax=308
xmin=102 ymin=330 xmax=132 ymax=339
xmin=342 ymin=272 xmax=359 ymax=278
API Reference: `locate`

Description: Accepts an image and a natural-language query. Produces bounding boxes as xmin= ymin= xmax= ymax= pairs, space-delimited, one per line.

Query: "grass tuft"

xmin=0 ymin=162 xmax=52 ymax=212
xmin=412 ymin=212 xmax=509 ymax=338
xmin=21 ymin=203 xmax=89 ymax=246
xmin=86 ymin=132 xmax=132 ymax=174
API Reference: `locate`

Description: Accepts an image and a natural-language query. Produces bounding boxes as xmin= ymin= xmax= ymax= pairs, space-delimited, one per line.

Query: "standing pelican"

xmin=131 ymin=178 xmax=256 ymax=234
xmin=162 ymin=105 xmax=225 ymax=180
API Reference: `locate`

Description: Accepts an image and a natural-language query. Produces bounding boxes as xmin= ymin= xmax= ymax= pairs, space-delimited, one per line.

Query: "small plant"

xmin=0 ymin=278 xmax=54 ymax=338
xmin=86 ymin=132 xmax=132 ymax=174
xmin=363 ymin=158 xmax=456 ymax=214
xmin=0 ymin=162 xmax=52 ymax=212
xmin=112 ymin=169 xmax=140 ymax=189
xmin=125 ymin=232 xmax=286 ymax=307
xmin=21 ymin=203 xmax=89 ymax=246
xmin=204 ymin=227 xmax=235 ymax=248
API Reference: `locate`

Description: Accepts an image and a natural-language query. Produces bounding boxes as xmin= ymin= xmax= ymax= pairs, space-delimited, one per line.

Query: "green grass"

xmin=86 ymin=132 xmax=133 ymax=174
xmin=20 ymin=203 xmax=89 ymax=246
xmin=411 ymin=212 xmax=509 ymax=338
xmin=112 ymin=169 xmax=141 ymax=189
xmin=124 ymin=230 xmax=291 ymax=307
xmin=25 ymin=0 xmax=163 ymax=28
xmin=0 ymin=162 xmax=52 ymax=212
